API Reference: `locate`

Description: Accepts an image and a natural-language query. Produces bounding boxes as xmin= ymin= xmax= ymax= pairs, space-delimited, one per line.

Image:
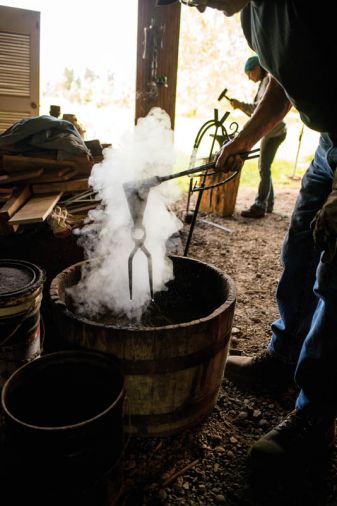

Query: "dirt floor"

xmin=120 ymin=186 xmax=337 ymax=506
xmin=1 ymin=185 xmax=336 ymax=506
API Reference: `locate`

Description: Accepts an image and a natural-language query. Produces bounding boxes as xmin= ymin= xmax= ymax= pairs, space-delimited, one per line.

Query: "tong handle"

xmin=159 ymin=148 xmax=260 ymax=182
xmin=128 ymin=226 xmax=154 ymax=301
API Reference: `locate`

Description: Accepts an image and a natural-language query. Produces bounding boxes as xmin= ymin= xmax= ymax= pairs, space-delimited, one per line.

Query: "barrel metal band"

xmin=127 ymin=386 xmax=219 ymax=427
xmin=122 ymin=329 xmax=231 ymax=375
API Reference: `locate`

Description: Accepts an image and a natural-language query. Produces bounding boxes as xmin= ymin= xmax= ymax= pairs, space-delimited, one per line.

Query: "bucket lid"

xmin=0 ymin=261 xmax=37 ymax=297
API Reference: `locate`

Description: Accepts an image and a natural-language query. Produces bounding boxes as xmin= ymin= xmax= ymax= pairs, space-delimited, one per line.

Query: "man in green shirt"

xmin=159 ymin=0 xmax=337 ymax=468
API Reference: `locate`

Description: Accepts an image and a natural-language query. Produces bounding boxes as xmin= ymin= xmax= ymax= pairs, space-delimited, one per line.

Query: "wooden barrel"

xmin=50 ymin=255 xmax=236 ymax=436
xmin=199 ymin=171 xmax=241 ymax=217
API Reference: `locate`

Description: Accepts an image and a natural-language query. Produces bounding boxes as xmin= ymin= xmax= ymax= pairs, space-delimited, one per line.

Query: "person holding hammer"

xmin=229 ymin=55 xmax=287 ymax=218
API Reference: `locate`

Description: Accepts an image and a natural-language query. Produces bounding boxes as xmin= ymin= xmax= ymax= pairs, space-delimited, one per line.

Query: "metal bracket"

xmin=142 ymin=18 xmax=168 ymax=100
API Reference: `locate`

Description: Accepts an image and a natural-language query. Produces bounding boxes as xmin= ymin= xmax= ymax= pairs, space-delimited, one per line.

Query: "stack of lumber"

xmin=0 ymin=152 xmax=98 ymax=235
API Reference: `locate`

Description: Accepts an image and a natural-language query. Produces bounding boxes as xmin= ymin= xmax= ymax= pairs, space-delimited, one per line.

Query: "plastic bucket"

xmin=1 ymin=350 xmax=125 ymax=502
xmin=0 ymin=259 xmax=45 ymax=388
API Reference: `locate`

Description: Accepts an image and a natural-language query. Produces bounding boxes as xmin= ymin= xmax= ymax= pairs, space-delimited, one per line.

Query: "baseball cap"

xmin=244 ymin=56 xmax=260 ymax=73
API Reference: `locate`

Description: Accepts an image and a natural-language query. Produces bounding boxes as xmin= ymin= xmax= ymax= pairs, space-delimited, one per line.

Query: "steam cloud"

xmin=70 ymin=107 xmax=183 ymax=319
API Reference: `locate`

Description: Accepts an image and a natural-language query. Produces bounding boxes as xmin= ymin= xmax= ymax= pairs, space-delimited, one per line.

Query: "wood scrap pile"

xmin=0 ymin=152 xmax=101 ymax=236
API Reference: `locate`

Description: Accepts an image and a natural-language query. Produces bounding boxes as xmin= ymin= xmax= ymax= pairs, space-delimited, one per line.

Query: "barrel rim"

xmin=0 ymin=259 xmax=46 ymax=299
xmin=50 ymin=254 xmax=236 ymax=332
xmin=1 ymin=350 xmax=125 ymax=432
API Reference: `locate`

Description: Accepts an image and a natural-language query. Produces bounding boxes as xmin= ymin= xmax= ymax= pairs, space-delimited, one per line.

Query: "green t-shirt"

xmin=241 ymin=1 xmax=337 ymax=134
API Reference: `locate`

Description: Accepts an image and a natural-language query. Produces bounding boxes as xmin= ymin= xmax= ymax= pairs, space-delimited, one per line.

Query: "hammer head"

xmin=218 ymin=88 xmax=232 ymax=103
xmin=218 ymin=88 xmax=228 ymax=102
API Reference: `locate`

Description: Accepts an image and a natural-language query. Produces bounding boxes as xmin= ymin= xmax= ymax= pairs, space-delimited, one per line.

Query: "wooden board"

xmin=0 ymin=186 xmax=31 ymax=220
xmin=0 ymin=188 xmax=14 ymax=202
xmin=0 ymin=168 xmax=43 ymax=184
xmin=25 ymin=168 xmax=78 ymax=183
xmin=3 ymin=154 xmax=77 ymax=172
xmin=32 ymin=178 xmax=89 ymax=194
xmin=0 ymin=221 xmax=20 ymax=235
xmin=8 ymin=193 xmax=62 ymax=224
xmin=0 ymin=187 xmax=13 ymax=194
xmin=67 ymin=202 xmax=98 ymax=214
xmin=0 ymin=195 xmax=13 ymax=203
xmin=3 ymin=154 xmax=93 ymax=174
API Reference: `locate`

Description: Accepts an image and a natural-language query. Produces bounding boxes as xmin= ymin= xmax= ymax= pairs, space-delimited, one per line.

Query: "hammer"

xmin=218 ymin=87 xmax=232 ymax=104
xmin=218 ymin=87 xmax=250 ymax=117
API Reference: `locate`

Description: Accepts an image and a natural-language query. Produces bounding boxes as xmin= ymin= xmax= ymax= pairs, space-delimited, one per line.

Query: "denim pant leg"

xmin=295 ymin=254 xmax=337 ymax=416
xmin=254 ymin=132 xmax=286 ymax=210
xmin=268 ymin=135 xmax=335 ymax=366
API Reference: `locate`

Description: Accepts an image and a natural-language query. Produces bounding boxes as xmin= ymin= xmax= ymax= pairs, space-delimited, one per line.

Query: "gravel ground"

xmin=118 ymin=187 xmax=337 ymax=506
xmin=1 ymin=186 xmax=335 ymax=506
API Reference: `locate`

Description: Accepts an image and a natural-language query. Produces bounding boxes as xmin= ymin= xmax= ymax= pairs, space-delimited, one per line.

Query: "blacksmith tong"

xmin=124 ymin=148 xmax=260 ymax=300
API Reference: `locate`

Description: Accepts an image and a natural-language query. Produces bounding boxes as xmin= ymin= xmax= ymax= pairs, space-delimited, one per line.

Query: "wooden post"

xmin=199 ymin=172 xmax=242 ymax=217
xmin=135 ymin=0 xmax=181 ymax=129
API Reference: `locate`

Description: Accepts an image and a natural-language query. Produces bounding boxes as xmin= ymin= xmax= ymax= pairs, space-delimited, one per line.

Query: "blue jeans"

xmin=268 ymin=133 xmax=337 ymax=417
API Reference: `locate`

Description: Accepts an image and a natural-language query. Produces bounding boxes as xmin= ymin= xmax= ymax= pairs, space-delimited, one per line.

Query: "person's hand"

xmin=311 ymin=172 xmax=337 ymax=263
xmin=230 ymin=99 xmax=241 ymax=110
xmin=215 ymin=136 xmax=253 ymax=173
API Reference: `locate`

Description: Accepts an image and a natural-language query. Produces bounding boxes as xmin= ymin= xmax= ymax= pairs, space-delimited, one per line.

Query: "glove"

xmin=311 ymin=170 xmax=337 ymax=263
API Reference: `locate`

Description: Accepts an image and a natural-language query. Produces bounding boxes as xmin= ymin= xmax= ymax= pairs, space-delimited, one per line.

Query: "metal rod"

xmin=290 ymin=124 xmax=304 ymax=179
xmin=208 ymin=123 xmax=219 ymax=208
xmin=183 ymin=156 xmax=214 ymax=257
xmin=185 ymin=176 xmax=193 ymax=214
xmin=198 ymin=218 xmax=232 ymax=233
xmin=183 ymin=180 xmax=205 ymax=257
xmin=158 ymin=148 xmax=260 ymax=183
xmin=191 ymin=170 xmax=239 ymax=192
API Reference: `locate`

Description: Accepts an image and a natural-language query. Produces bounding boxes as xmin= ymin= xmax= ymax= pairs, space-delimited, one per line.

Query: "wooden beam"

xmin=3 ymin=154 xmax=93 ymax=174
xmin=8 ymin=193 xmax=62 ymax=224
xmin=32 ymin=178 xmax=89 ymax=194
xmin=0 ymin=168 xmax=43 ymax=184
xmin=0 ymin=186 xmax=31 ymax=220
xmin=3 ymin=154 xmax=76 ymax=172
xmin=135 ymin=0 xmax=181 ymax=129
xmin=26 ymin=168 xmax=78 ymax=183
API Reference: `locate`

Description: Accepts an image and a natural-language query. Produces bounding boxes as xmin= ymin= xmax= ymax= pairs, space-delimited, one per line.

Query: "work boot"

xmin=241 ymin=205 xmax=265 ymax=218
xmin=266 ymin=204 xmax=274 ymax=213
xmin=249 ymin=410 xmax=336 ymax=467
xmin=225 ymin=350 xmax=295 ymax=390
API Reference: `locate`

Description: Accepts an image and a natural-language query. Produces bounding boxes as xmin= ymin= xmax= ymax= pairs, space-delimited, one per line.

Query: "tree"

xmin=63 ymin=68 xmax=75 ymax=91
xmin=177 ymin=10 xmax=255 ymax=118
xmin=43 ymin=68 xmax=117 ymax=107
